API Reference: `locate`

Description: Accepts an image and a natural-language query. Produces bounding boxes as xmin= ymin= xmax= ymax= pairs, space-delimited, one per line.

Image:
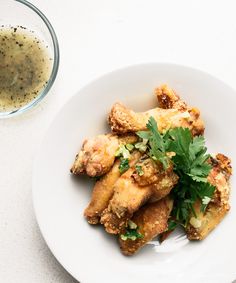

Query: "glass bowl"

xmin=0 ymin=0 xmax=59 ymax=117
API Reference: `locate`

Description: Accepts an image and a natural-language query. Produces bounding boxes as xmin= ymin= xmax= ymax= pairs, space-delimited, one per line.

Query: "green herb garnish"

xmin=134 ymin=138 xmax=148 ymax=152
xmin=126 ymin=143 xmax=134 ymax=151
xmin=115 ymin=145 xmax=130 ymax=159
xmin=168 ymin=220 xmax=178 ymax=231
xmin=135 ymin=165 xmax=144 ymax=176
xmin=119 ymin=158 xmax=130 ymax=174
xmin=120 ymin=221 xmax=143 ymax=241
xmin=166 ymin=127 xmax=215 ymax=225
xmin=136 ymin=117 xmax=216 ymax=227
xmin=137 ymin=116 xmax=170 ymax=169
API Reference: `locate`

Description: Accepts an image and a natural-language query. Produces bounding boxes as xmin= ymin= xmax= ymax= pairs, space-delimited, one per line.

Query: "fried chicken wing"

xmin=100 ymin=159 xmax=178 ymax=234
xmin=84 ymin=151 xmax=141 ymax=224
xmin=71 ymin=134 xmax=137 ymax=177
xmin=108 ymin=102 xmax=204 ymax=136
xmin=119 ymin=197 xmax=173 ymax=255
xmin=186 ymin=154 xmax=232 ymax=240
xmin=84 ymin=160 xmax=120 ymax=224
xmin=100 ymin=168 xmax=153 ymax=234
xmin=108 ymin=85 xmax=204 ymax=136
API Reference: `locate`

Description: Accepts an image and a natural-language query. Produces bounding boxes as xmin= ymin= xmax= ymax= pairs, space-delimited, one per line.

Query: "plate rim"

xmin=32 ymin=62 xmax=236 ymax=283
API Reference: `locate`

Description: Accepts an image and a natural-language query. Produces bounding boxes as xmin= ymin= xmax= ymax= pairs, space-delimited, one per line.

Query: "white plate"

xmin=33 ymin=63 xmax=236 ymax=283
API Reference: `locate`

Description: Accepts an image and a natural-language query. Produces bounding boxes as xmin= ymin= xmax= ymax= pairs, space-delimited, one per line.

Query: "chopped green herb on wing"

xmin=120 ymin=220 xmax=143 ymax=241
xmin=119 ymin=158 xmax=130 ymax=174
xmin=135 ymin=165 xmax=144 ymax=176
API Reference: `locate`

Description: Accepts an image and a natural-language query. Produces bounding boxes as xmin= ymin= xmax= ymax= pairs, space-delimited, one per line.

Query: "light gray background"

xmin=1 ymin=0 xmax=236 ymax=282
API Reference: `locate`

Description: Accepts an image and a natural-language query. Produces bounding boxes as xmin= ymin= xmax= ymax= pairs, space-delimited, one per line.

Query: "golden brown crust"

xmin=119 ymin=197 xmax=173 ymax=255
xmin=211 ymin=153 xmax=232 ymax=180
xmin=71 ymin=134 xmax=138 ymax=177
xmin=151 ymin=171 xmax=179 ymax=200
xmin=84 ymin=151 xmax=141 ymax=224
xmin=132 ymin=158 xmax=164 ymax=186
xmin=100 ymin=168 xmax=153 ymax=234
xmin=108 ymin=102 xmax=144 ymax=133
xmin=100 ymin=208 xmax=132 ymax=234
xmin=70 ymin=134 xmax=119 ymax=176
xmin=155 ymin=84 xmax=187 ymax=110
xmin=84 ymin=160 xmax=120 ymax=224
xmin=108 ymin=102 xmax=204 ymax=136
xmin=156 ymin=85 xmax=205 ymax=136
xmin=186 ymin=201 xmax=229 ymax=240
xmin=132 ymin=158 xmax=178 ymax=188
xmin=100 ymin=158 xmax=178 ymax=234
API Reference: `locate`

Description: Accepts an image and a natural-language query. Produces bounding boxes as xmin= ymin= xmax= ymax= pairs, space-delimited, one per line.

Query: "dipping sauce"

xmin=0 ymin=25 xmax=52 ymax=112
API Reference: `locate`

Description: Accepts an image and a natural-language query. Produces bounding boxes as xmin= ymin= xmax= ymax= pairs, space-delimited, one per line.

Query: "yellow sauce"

xmin=0 ymin=25 xmax=52 ymax=111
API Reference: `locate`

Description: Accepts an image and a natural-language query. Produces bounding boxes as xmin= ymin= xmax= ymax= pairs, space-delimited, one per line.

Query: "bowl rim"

xmin=0 ymin=0 xmax=60 ymax=118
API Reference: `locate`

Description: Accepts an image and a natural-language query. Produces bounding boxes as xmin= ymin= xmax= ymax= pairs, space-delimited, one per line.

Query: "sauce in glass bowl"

xmin=0 ymin=25 xmax=53 ymax=112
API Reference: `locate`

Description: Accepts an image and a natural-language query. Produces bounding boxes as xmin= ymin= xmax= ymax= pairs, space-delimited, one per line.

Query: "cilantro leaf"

xmin=146 ymin=116 xmax=165 ymax=152
xmin=167 ymin=127 xmax=192 ymax=170
xmin=137 ymin=117 xmax=170 ymax=169
xmin=166 ymin=127 xmax=212 ymax=183
xmin=189 ymin=136 xmax=205 ymax=161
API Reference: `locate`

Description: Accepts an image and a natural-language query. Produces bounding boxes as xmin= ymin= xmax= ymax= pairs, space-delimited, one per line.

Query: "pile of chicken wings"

xmin=70 ymin=85 xmax=232 ymax=255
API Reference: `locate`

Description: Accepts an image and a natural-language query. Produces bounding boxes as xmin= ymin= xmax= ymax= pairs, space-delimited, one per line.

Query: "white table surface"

xmin=1 ymin=0 xmax=236 ymax=282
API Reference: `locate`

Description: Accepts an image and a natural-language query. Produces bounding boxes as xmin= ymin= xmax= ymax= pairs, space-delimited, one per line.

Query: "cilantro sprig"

xmin=137 ymin=117 xmax=170 ymax=169
xmin=136 ymin=117 xmax=216 ymax=227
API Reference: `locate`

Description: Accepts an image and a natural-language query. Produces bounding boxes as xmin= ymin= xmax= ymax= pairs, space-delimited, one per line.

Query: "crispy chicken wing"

xmin=186 ymin=154 xmax=232 ymax=240
xmin=84 ymin=151 xmax=141 ymax=224
xmin=71 ymin=134 xmax=137 ymax=177
xmin=84 ymin=160 xmax=120 ymax=224
xmin=108 ymin=86 xmax=204 ymax=136
xmin=119 ymin=197 xmax=173 ymax=255
xmin=100 ymin=159 xmax=178 ymax=234
xmin=100 ymin=168 xmax=153 ymax=234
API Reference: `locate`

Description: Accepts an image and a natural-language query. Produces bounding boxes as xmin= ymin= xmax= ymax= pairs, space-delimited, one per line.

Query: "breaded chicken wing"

xmin=108 ymin=103 xmax=204 ymax=136
xmin=119 ymin=197 xmax=173 ymax=255
xmin=84 ymin=160 xmax=120 ymax=224
xmin=108 ymin=86 xmax=204 ymax=136
xmin=101 ymin=158 xmax=178 ymax=234
xmin=84 ymin=151 xmax=141 ymax=224
xmin=100 ymin=168 xmax=153 ymax=234
xmin=186 ymin=154 xmax=232 ymax=240
xmin=71 ymin=134 xmax=137 ymax=177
